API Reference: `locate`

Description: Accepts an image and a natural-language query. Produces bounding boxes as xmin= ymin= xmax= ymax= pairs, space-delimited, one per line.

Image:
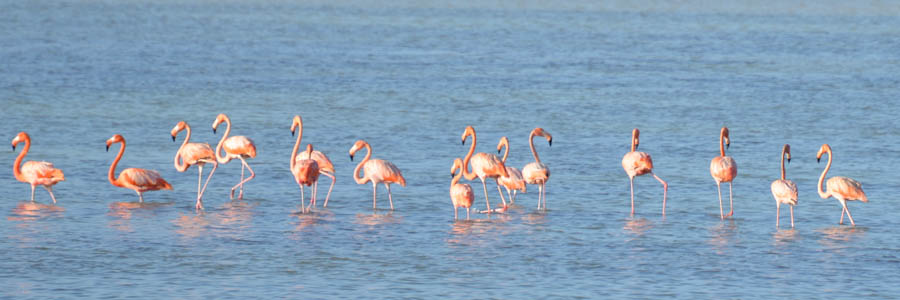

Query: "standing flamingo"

xmin=450 ymin=158 xmax=474 ymax=219
xmin=291 ymin=115 xmax=336 ymax=207
xmin=291 ymin=140 xmax=320 ymax=213
xmin=171 ymin=121 xmax=218 ymax=209
xmin=11 ymin=132 xmax=65 ymax=203
xmin=817 ymin=144 xmax=867 ymax=226
xmin=349 ymin=140 xmax=406 ymax=210
xmin=212 ymin=114 xmax=257 ymax=200
xmin=496 ymin=137 xmax=526 ymax=204
xmin=621 ymin=128 xmax=667 ymax=216
xmin=710 ymin=126 xmax=737 ymax=219
xmin=771 ymin=144 xmax=798 ymax=228
xmin=522 ymin=127 xmax=552 ymax=210
xmin=106 ymin=134 xmax=172 ymax=202
xmin=460 ymin=126 xmax=509 ymax=212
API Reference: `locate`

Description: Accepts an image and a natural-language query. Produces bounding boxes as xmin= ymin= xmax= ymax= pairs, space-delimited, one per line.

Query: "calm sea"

xmin=2 ymin=0 xmax=900 ymax=298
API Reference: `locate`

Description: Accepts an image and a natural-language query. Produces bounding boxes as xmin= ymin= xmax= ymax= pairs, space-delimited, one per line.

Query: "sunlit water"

xmin=2 ymin=0 xmax=900 ymax=298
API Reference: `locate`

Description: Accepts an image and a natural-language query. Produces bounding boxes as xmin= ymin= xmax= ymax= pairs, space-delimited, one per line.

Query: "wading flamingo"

xmin=460 ymin=126 xmax=509 ymax=212
xmin=817 ymin=144 xmax=867 ymax=226
xmin=522 ymin=127 xmax=552 ymax=210
xmin=450 ymin=158 xmax=474 ymax=219
xmin=710 ymin=126 xmax=737 ymax=219
xmin=291 ymin=142 xmax=319 ymax=213
xmin=496 ymin=137 xmax=526 ymax=204
xmin=212 ymin=114 xmax=257 ymax=200
xmin=349 ymin=140 xmax=406 ymax=210
xmin=291 ymin=115 xmax=336 ymax=207
xmin=11 ymin=132 xmax=65 ymax=203
xmin=621 ymin=128 xmax=667 ymax=216
xmin=106 ymin=134 xmax=172 ymax=202
xmin=771 ymin=144 xmax=798 ymax=228
xmin=171 ymin=121 xmax=218 ymax=210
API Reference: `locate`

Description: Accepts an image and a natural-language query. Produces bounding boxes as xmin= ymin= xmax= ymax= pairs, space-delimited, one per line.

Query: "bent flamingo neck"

xmin=215 ymin=116 xmax=232 ymax=164
xmin=451 ymin=162 xmax=463 ymax=186
xmin=290 ymin=117 xmax=304 ymax=170
xmin=719 ymin=131 xmax=726 ymax=157
xmin=352 ymin=142 xmax=372 ymax=184
xmin=462 ymin=130 xmax=477 ymax=181
xmin=174 ymin=124 xmax=191 ymax=172
xmin=818 ymin=148 xmax=832 ymax=199
xmin=780 ymin=146 xmax=786 ymax=181
xmin=529 ymin=130 xmax=542 ymax=164
xmin=109 ymin=141 xmax=126 ymax=188
xmin=12 ymin=136 xmax=30 ymax=182
xmin=630 ymin=131 xmax=638 ymax=153
xmin=499 ymin=137 xmax=509 ymax=163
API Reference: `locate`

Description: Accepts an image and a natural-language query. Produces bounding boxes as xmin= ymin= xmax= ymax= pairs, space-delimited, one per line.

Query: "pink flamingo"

xmin=523 ymin=127 xmax=552 ymax=210
xmin=291 ymin=141 xmax=320 ymax=213
xmin=106 ymin=134 xmax=172 ymax=202
xmin=349 ymin=140 xmax=406 ymax=210
xmin=496 ymin=136 xmax=526 ymax=204
xmin=817 ymin=144 xmax=867 ymax=226
xmin=212 ymin=114 xmax=257 ymax=200
xmin=460 ymin=126 xmax=509 ymax=212
xmin=450 ymin=158 xmax=474 ymax=219
xmin=11 ymin=132 xmax=65 ymax=203
xmin=771 ymin=144 xmax=798 ymax=228
xmin=171 ymin=121 xmax=218 ymax=209
xmin=710 ymin=126 xmax=737 ymax=219
xmin=621 ymin=128 xmax=667 ymax=216
xmin=291 ymin=115 xmax=336 ymax=207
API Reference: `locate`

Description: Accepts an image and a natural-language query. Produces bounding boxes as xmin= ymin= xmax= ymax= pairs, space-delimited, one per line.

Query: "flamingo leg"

xmin=301 ymin=185 xmax=308 ymax=213
xmin=789 ymin=205 xmax=794 ymax=228
xmin=46 ymin=186 xmax=57 ymax=204
xmin=495 ymin=179 xmax=507 ymax=206
xmin=629 ymin=176 xmax=635 ymax=216
xmin=505 ymin=187 xmax=513 ymax=206
xmin=652 ymin=173 xmax=667 ymax=216
xmin=843 ymin=201 xmax=856 ymax=226
xmin=231 ymin=161 xmax=244 ymax=199
xmin=466 ymin=207 xmax=470 ymax=219
xmin=454 ymin=206 xmax=458 ymax=219
xmin=235 ymin=157 xmax=255 ymax=200
xmin=542 ymin=183 xmax=547 ymax=210
xmin=30 ymin=185 xmax=36 ymax=202
xmin=195 ymin=165 xmax=205 ymax=210
xmin=480 ymin=177 xmax=491 ymax=211
xmin=137 ymin=191 xmax=144 ymax=203
xmin=312 ymin=181 xmax=318 ymax=208
xmin=717 ymin=181 xmax=724 ymax=219
xmin=197 ymin=160 xmax=217 ymax=204
xmin=776 ymin=202 xmax=780 ymax=228
xmin=839 ymin=204 xmax=846 ymax=225
xmin=321 ymin=171 xmax=335 ymax=207
xmin=726 ymin=182 xmax=734 ymax=217
xmin=386 ymin=183 xmax=394 ymax=210
xmin=372 ymin=182 xmax=378 ymax=210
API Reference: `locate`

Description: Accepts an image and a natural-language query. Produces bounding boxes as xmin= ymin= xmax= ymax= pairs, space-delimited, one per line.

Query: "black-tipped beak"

xmin=451 ymin=173 xmax=454 ymax=178
xmin=787 ymin=158 xmax=791 ymax=163
xmin=171 ymin=135 xmax=176 ymax=142
xmin=817 ymin=158 xmax=821 ymax=163
xmin=11 ymin=145 xmax=15 ymax=151
xmin=350 ymin=154 xmax=354 ymax=161
xmin=213 ymin=128 xmax=217 ymax=134
xmin=726 ymin=143 xmax=730 ymax=149
xmin=549 ymin=139 xmax=552 ymax=147
xmin=497 ymin=149 xmax=501 ymax=154
xmin=461 ymin=140 xmax=465 ymax=145
xmin=106 ymin=145 xmax=110 ymax=152
xmin=291 ymin=130 xmax=295 ymax=137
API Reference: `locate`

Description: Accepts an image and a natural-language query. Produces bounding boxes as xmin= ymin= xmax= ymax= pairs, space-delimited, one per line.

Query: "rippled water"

xmin=2 ymin=0 xmax=900 ymax=298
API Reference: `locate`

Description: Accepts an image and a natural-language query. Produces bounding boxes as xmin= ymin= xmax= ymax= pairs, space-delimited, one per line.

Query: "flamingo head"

xmin=451 ymin=158 xmax=464 ymax=177
xmin=532 ymin=127 xmax=552 ymax=147
xmin=817 ymin=144 xmax=831 ymax=163
xmin=212 ymin=113 xmax=228 ymax=133
xmin=306 ymin=143 xmax=313 ymax=155
xmin=631 ymin=128 xmax=640 ymax=151
xmin=11 ymin=131 xmax=29 ymax=151
xmin=721 ymin=127 xmax=730 ymax=149
xmin=783 ymin=144 xmax=791 ymax=163
xmin=349 ymin=139 xmax=368 ymax=161
xmin=170 ymin=121 xmax=187 ymax=141
xmin=461 ymin=126 xmax=475 ymax=145
xmin=496 ymin=136 xmax=509 ymax=154
xmin=291 ymin=115 xmax=303 ymax=136
xmin=106 ymin=134 xmax=124 ymax=152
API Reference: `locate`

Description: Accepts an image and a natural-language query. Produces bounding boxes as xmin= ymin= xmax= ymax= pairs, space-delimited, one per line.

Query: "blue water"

xmin=3 ymin=0 xmax=900 ymax=298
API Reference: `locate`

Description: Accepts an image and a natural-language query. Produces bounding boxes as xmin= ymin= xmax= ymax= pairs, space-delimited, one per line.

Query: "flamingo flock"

xmin=9 ymin=120 xmax=871 ymax=227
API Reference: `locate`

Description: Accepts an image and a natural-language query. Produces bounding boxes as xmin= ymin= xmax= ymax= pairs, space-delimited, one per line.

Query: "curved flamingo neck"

xmin=818 ymin=148 xmax=832 ymax=199
xmin=719 ymin=131 xmax=726 ymax=157
xmin=780 ymin=147 xmax=786 ymax=181
xmin=500 ymin=138 xmax=509 ymax=162
xmin=109 ymin=141 xmax=126 ymax=187
xmin=352 ymin=142 xmax=372 ymax=184
xmin=12 ymin=136 xmax=30 ymax=182
xmin=529 ymin=131 xmax=542 ymax=164
xmin=174 ymin=125 xmax=191 ymax=172
xmin=215 ymin=116 xmax=232 ymax=164
xmin=630 ymin=132 xmax=637 ymax=153
xmin=290 ymin=118 xmax=303 ymax=170
xmin=462 ymin=131 xmax=477 ymax=181
xmin=451 ymin=163 xmax=463 ymax=186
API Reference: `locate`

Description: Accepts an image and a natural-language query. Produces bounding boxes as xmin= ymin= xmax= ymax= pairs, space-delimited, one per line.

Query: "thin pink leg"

xmin=197 ymin=160 xmax=217 ymax=205
xmin=480 ymin=177 xmax=491 ymax=211
xmin=46 ymin=186 xmax=57 ymax=204
xmin=372 ymin=182 xmax=378 ymax=210
xmin=727 ymin=182 xmax=734 ymax=217
xmin=495 ymin=179 xmax=507 ymax=206
xmin=789 ymin=205 xmax=794 ymax=228
xmin=300 ymin=185 xmax=307 ymax=213
xmin=843 ymin=202 xmax=856 ymax=226
xmin=629 ymin=176 xmax=635 ymax=216
xmin=235 ymin=158 xmax=255 ymax=199
xmin=30 ymin=185 xmax=36 ymax=202
xmin=652 ymin=173 xmax=667 ymax=216
xmin=839 ymin=205 xmax=846 ymax=225
xmin=386 ymin=183 xmax=394 ymax=210
xmin=322 ymin=171 xmax=335 ymax=207
xmin=717 ymin=181 xmax=724 ymax=219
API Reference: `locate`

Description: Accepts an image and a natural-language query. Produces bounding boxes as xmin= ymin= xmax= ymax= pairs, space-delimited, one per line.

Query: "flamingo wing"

xmin=771 ymin=179 xmax=798 ymax=206
xmin=21 ymin=161 xmax=65 ymax=185
xmin=710 ymin=156 xmax=737 ymax=182
xmin=622 ymin=151 xmax=653 ymax=177
xmin=364 ymin=159 xmax=405 ymax=186
xmin=120 ymin=168 xmax=172 ymax=191
xmin=827 ymin=176 xmax=867 ymax=202
xmin=224 ymin=136 xmax=257 ymax=158
xmin=297 ymin=150 xmax=334 ymax=174
xmin=499 ymin=166 xmax=526 ymax=192
xmin=522 ymin=162 xmax=549 ymax=184
xmin=471 ymin=152 xmax=508 ymax=178
xmin=451 ymin=183 xmax=474 ymax=208
xmin=180 ymin=142 xmax=216 ymax=164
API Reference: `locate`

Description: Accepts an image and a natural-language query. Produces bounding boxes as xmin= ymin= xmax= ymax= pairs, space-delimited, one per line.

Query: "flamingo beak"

xmin=787 ymin=158 xmax=791 ymax=163
xmin=817 ymin=157 xmax=821 ymax=163
xmin=350 ymin=154 xmax=354 ymax=161
xmin=549 ymin=139 xmax=552 ymax=147
xmin=106 ymin=145 xmax=110 ymax=152
xmin=11 ymin=145 xmax=15 ymax=151
xmin=461 ymin=140 xmax=465 ymax=145
xmin=497 ymin=149 xmax=501 ymax=154
xmin=171 ymin=135 xmax=176 ymax=142
xmin=213 ymin=128 xmax=217 ymax=134
xmin=291 ymin=129 xmax=295 ymax=137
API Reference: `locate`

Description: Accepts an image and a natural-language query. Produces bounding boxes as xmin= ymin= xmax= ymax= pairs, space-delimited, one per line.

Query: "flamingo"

xmin=771 ymin=144 xmax=798 ymax=228
xmin=349 ymin=140 xmax=406 ymax=210
xmin=291 ymin=115 xmax=336 ymax=207
xmin=171 ymin=121 xmax=218 ymax=210
xmin=710 ymin=126 xmax=737 ymax=219
xmin=106 ymin=134 xmax=172 ymax=202
xmin=11 ymin=132 xmax=65 ymax=203
xmin=450 ymin=158 xmax=474 ymax=219
xmin=496 ymin=136 xmax=526 ymax=204
xmin=621 ymin=128 xmax=667 ymax=216
xmin=460 ymin=126 xmax=509 ymax=212
xmin=522 ymin=127 xmax=552 ymax=210
xmin=291 ymin=141 xmax=319 ymax=213
xmin=817 ymin=144 xmax=867 ymax=226
xmin=212 ymin=113 xmax=257 ymax=200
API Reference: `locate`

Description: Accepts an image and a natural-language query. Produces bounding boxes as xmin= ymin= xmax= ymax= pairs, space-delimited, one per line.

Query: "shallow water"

xmin=2 ymin=0 xmax=900 ymax=298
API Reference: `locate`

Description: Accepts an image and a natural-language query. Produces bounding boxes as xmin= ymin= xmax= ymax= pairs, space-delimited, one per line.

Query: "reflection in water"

xmin=708 ymin=220 xmax=738 ymax=253
xmin=8 ymin=202 xmax=65 ymax=222
xmin=354 ymin=212 xmax=403 ymax=226
xmin=172 ymin=213 xmax=210 ymax=238
xmin=6 ymin=202 xmax=65 ymax=247
xmin=817 ymin=226 xmax=867 ymax=251
xmin=773 ymin=228 xmax=799 ymax=247
xmin=219 ymin=200 xmax=255 ymax=227
xmin=107 ymin=201 xmax=173 ymax=233
xmin=624 ymin=218 xmax=653 ymax=239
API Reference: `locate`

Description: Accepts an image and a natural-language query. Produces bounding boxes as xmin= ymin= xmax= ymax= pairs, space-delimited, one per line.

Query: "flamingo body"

xmin=12 ymin=132 xmax=64 ymax=203
xmin=450 ymin=158 xmax=474 ymax=219
xmin=179 ymin=143 xmax=216 ymax=165
xmin=498 ymin=167 xmax=526 ymax=193
xmin=350 ymin=140 xmax=405 ymax=210
xmin=522 ymin=162 xmax=550 ymax=185
xmin=710 ymin=156 xmax=737 ymax=183
xmin=817 ymin=144 xmax=867 ymax=226
xmin=771 ymin=179 xmax=798 ymax=206
xmin=622 ymin=151 xmax=653 ymax=177
xmin=297 ymin=150 xmax=334 ymax=174
xmin=115 ymin=168 xmax=173 ymax=192
xmin=223 ymin=136 xmax=257 ymax=159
